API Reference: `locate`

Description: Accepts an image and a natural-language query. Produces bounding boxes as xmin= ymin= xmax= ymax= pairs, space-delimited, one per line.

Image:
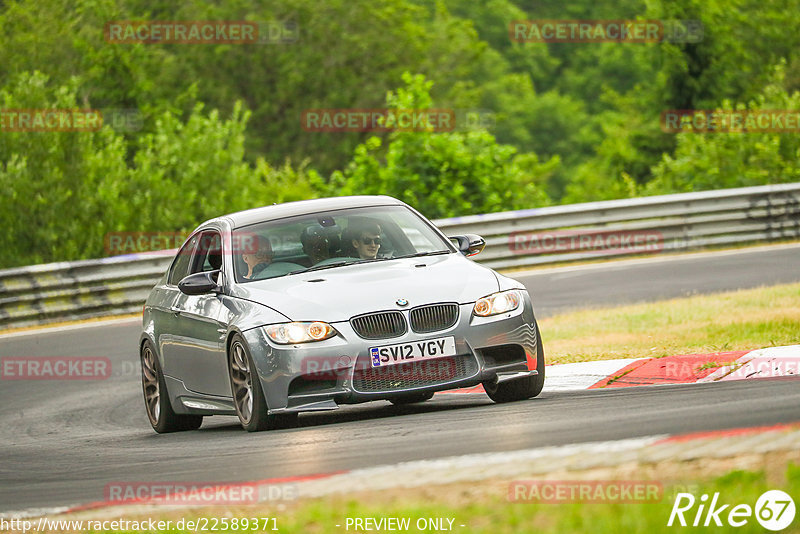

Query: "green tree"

xmin=0 ymin=72 xmax=319 ymax=267
xmin=329 ymin=73 xmax=556 ymax=218
xmin=645 ymin=69 xmax=800 ymax=194
xmin=0 ymin=71 xmax=129 ymax=266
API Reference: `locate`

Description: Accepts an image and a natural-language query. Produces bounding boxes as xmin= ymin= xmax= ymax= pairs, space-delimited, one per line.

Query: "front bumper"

xmin=243 ymin=295 xmax=540 ymax=414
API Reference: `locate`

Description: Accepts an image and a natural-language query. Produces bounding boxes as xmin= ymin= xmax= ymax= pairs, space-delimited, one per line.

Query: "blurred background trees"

xmin=1 ymin=0 xmax=798 ymax=266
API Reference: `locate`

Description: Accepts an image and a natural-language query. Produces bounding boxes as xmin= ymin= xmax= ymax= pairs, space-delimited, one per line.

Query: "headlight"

xmin=264 ymin=322 xmax=337 ymax=344
xmin=473 ymin=290 xmax=521 ymax=317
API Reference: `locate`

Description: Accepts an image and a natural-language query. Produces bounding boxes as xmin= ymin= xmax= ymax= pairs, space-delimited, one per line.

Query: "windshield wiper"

xmin=351 ymin=257 xmax=388 ymax=265
xmin=289 ymin=261 xmax=351 ymax=275
xmin=393 ymin=250 xmax=451 ymax=259
xmin=288 ymin=252 xmax=449 ymax=275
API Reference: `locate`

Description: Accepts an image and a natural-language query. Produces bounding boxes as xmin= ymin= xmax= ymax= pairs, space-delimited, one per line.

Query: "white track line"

xmin=0 ymin=317 xmax=140 ymax=340
xmin=509 ymin=241 xmax=800 ymax=277
xmin=544 ymin=359 xmax=642 ymax=391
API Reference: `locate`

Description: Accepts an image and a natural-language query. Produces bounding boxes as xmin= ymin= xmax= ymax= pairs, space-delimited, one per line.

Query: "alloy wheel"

xmin=230 ymin=341 xmax=254 ymax=423
xmin=141 ymin=345 xmax=160 ymax=424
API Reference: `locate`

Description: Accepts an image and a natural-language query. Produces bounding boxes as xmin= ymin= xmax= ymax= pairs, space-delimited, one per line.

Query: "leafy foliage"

xmin=0 ymin=72 xmax=317 ymax=266
xmin=1 ymin=0 xmax=798 ymax=266
xmin=645 ymin=68 xmax=800 ymax=194
xmin=329 ymin=73 xmax=555 ymax=218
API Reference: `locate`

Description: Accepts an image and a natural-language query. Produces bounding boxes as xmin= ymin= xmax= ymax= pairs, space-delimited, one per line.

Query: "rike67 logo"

xmin=669 ymin=490 xmax=796 ymax=531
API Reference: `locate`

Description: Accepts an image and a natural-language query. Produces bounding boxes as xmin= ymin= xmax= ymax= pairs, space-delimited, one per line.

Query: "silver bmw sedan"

xmin=140 ymin=196 xmax=544 ymax=432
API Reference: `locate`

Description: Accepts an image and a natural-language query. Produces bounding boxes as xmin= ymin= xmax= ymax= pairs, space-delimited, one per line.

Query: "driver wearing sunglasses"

xmin=351 ymin=222 xmax=382 ymax=260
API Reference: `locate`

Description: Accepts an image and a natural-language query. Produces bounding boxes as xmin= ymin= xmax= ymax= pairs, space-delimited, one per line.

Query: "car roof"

xmin=201 ymin=195 xmax=407 ymax=229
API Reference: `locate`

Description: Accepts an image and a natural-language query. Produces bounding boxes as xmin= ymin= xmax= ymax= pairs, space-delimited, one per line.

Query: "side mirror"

xmin=450 ymin=234 xmax=486 ymax=257
xmin=178 ymin=270 xmax=221 ymax=295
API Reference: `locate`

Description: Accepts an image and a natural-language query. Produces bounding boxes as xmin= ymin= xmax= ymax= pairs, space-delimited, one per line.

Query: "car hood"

xmin=231 ymin=254 xmax=500 ymax=323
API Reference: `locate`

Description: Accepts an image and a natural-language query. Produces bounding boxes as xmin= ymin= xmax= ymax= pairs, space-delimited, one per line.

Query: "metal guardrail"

xmin=0 ymin=255 xmax=171 ymax=330
xmin=1 ymin=183 xmax=799 ymax=329
xmin=434 ymin=182 xmax=800 ymax=270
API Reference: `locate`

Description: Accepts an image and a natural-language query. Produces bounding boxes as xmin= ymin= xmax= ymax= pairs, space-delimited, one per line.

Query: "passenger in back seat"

xmin=241 ymin=235 xmax=272 ymax=280
xmin=301 ymin=225 xmax=339 ymax=264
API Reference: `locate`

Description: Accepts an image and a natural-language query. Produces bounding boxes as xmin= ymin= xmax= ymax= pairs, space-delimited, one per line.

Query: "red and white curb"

xmin=440 ymin=345 xmax=800 ymax=394
xmin=588 ymin=345 xmax=799 ymax=389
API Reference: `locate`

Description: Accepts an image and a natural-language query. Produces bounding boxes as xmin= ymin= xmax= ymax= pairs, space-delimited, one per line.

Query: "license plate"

xmin=369 ymin=336 xmax=456 ymax=368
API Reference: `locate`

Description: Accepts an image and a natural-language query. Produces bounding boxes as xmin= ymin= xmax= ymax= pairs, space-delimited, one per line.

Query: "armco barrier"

xmin=0 ymin=254 xmax=171 ymax=329
xmin=1 ymin=183 xmax=799 ymax=329
xmin=433 ymin=182 xmax=800 ymax=270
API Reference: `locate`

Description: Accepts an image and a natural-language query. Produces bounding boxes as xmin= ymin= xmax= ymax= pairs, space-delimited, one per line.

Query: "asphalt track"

xmin=521 ymin=243 xmax=800 ymax=317
xmin=1 ymin=244 xmax=799 ymax=514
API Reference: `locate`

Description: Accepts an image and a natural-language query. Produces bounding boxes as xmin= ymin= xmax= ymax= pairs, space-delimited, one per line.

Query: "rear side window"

xmin=168 ymin=235 xmax=197 ymax=285
xmin=191 ymin=231 xmax=223 ymax=274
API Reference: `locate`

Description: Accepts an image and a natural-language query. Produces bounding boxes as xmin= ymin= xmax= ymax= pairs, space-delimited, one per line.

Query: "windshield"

xmin=233 ymin=205 xmax=453 ymax=283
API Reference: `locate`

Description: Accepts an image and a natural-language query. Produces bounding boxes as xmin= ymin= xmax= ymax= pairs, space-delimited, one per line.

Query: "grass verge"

xmin=540 ymin=282 xmax=800 ymax=363
xmin=276 ymin=464 xmax=800 ymax=533
xmin=34 ymin=453 xmax=800 ymax=533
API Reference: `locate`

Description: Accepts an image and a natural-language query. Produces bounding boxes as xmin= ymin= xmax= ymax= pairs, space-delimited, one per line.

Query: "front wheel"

xmin=483 ymin=320 xmax=545 ymax=403
xmin=228 ymin=334 xmax=297 ymax=432
xmin=141 ymin=341 xmax=203 ymax=433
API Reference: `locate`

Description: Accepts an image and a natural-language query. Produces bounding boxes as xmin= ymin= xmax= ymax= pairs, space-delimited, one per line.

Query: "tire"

xmin=228 ymin=334 xmax=297 ymax=432
xmin=483 ymin=320 xmax=545 ymax=403
xmin=141 ymin=340 xmax=203 ymax=433
xmin=389 ymin=392 xmax=435 ymax=405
